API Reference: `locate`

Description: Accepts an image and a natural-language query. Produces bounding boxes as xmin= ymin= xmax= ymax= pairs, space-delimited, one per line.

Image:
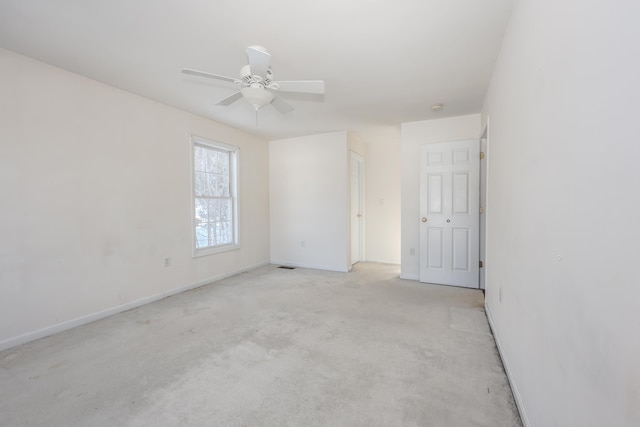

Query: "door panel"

xmin=427 ymin=228 xmax=444 ymax=269
xmin=427 ymin=151 xmax=444 ymax=165
xmin=453 ymin=172 xmax=469 ymax=213
xmin=428 ymin=174 xmax=443 ymax=213
xmin=452 ymin=228 xmax=470 ymax=271
xmin=420 ymin=140 xmax=479 ymax=288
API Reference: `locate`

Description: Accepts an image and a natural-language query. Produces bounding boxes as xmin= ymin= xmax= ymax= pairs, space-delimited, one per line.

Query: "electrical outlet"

xmin=164 ymin=257 xmax=171 ymax=267
xmin=410 ymin=248 xmax=415 ymax=256
xmin=499 ymin=287 xmax=503 ymax=302
xmin=301 ymin=241 xmax=306 ymax=248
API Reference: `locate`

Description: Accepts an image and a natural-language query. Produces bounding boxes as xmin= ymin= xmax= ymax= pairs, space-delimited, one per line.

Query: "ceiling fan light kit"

xmin=182 ymin=46 xmax=325 ymax=116
xmin=241 ymin=86 xmax=275 ymax=111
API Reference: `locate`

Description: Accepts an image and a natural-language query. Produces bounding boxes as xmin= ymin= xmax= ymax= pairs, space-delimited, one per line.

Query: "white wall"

xmin=347 ymin=132 xmax=366 ymax=158
xmin=400 ymin=115 xmax=481 ymax=279
xmin=364 ymin=138 xmax=401 ymax=264
xmin=269 ymin=132 xmax=349 ymax=272
xmin=0 ymin=49 xmax=270 ymax=349
xmin=482 ymin=0 xmax=640 ymax=425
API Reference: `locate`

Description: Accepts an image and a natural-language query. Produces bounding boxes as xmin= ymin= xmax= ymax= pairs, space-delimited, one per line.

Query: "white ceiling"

xmin=0 ymin=0 xmax=513 ymax=142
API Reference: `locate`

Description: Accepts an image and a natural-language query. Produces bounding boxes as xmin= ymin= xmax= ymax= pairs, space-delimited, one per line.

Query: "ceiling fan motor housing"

xmin=240 ymin=65 xmax=273 ymax=87
xmin=264 ymin=68 xmax=273 ymax=85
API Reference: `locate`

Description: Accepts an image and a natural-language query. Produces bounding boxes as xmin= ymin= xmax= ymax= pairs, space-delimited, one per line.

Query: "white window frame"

xmin=191 ymin=135 xmax=240 ymax=257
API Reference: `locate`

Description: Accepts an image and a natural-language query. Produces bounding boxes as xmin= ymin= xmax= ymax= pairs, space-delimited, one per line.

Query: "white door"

xmin=350 ymin=153 xmax=364 ymax=265
xmin=419 ymin=140 xmax=479 ymax=288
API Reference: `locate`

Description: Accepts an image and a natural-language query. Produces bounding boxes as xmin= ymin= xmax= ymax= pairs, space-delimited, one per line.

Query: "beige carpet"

xmin=0 ymin=262 xmax=521 ymax=426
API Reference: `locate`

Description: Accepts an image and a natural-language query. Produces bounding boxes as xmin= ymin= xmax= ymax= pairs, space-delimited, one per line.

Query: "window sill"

xmin=193 ymin=243 xmax=240 ymax=258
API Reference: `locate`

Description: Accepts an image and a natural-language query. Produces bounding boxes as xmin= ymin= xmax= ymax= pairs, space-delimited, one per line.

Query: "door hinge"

xmin=480 ymin=206 xmax=484 ymax=214
xmin=479 ymin=260 xmax=484 ymax=268
xmin=480 ymin=151 xmax=485 ymax=160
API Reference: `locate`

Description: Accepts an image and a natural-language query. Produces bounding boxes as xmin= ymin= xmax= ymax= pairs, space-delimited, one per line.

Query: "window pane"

xmin=218 ymin=221 xmax=232 ymax=244
xmin=220 ymin=176 xmax=230 ymax=197
xmin=194 ymin=172 xmax=208 ymax=197
xmin=218 ymin=199 xmax=230 ymax=221
xmin=205 ymin=149 xmax=216 ymax=172
xmin=211 ymin=175 xmax=221 ymax=197
xmin=194 ymin=146 xmax=207 ymax=172
xmin=211 ymin=199 xmax=222 ymax=221
xmin=195 ymin=197 xmax=209 ymax=222
xmin=193 ymin=138 xmax=237 ymax=252
xmin=208 ymin=223 xmax=217 ymax=246
xmin=195 ymin=225 xmax=208 ymax=248
xmin=217 ymin=151 xmax=230 ymax=174
xmin=204 ymin=172 xmax=216 ymax=197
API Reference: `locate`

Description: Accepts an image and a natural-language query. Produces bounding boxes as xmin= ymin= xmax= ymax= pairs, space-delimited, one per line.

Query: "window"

xmin=192 ymin=136 xmax=239 ymax=255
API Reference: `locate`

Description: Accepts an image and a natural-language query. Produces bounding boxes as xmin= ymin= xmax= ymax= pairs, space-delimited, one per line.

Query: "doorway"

xmin=350 ymin=152 xmax=364 ymax=266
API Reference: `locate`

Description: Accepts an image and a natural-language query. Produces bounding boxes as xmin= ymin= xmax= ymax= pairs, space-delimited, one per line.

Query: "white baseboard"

xmin=0 ymin=260 xmax=270 ymax=352
xmin=399 ymin=273 xmax=419 ymax=281
xmin=364 ymin=258 xmax=401 ymax=265
xmin=485 ymin=302 xmax=530 ymax=427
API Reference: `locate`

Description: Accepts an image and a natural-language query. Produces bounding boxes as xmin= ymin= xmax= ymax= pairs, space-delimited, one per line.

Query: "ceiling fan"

xmin=182 ymin=46 xmax=325 ymax=113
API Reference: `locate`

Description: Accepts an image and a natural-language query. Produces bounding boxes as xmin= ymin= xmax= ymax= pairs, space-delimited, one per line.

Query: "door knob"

xmin=421 ymin=217 xmax=427 ymax=222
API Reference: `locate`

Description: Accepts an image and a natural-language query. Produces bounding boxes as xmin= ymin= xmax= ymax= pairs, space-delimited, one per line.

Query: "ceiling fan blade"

xmin=271 ymin=94 xmax=294 ymax=114
xmin=215 ymin=91 xmax=243 ymax=106
xmin=246 ymin=46 xmax=271 ymax=78
xmin=275 ymin=80 xmax=325 ymax=94
xmin=182 ymin=68 xmax=237 ymax=83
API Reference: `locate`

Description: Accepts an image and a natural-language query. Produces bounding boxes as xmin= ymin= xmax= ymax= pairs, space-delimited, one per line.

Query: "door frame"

xmin=350 ymin=152 xmax=365 ymax=266
xmin=479 ymin=121 xmax=489 ymax=290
